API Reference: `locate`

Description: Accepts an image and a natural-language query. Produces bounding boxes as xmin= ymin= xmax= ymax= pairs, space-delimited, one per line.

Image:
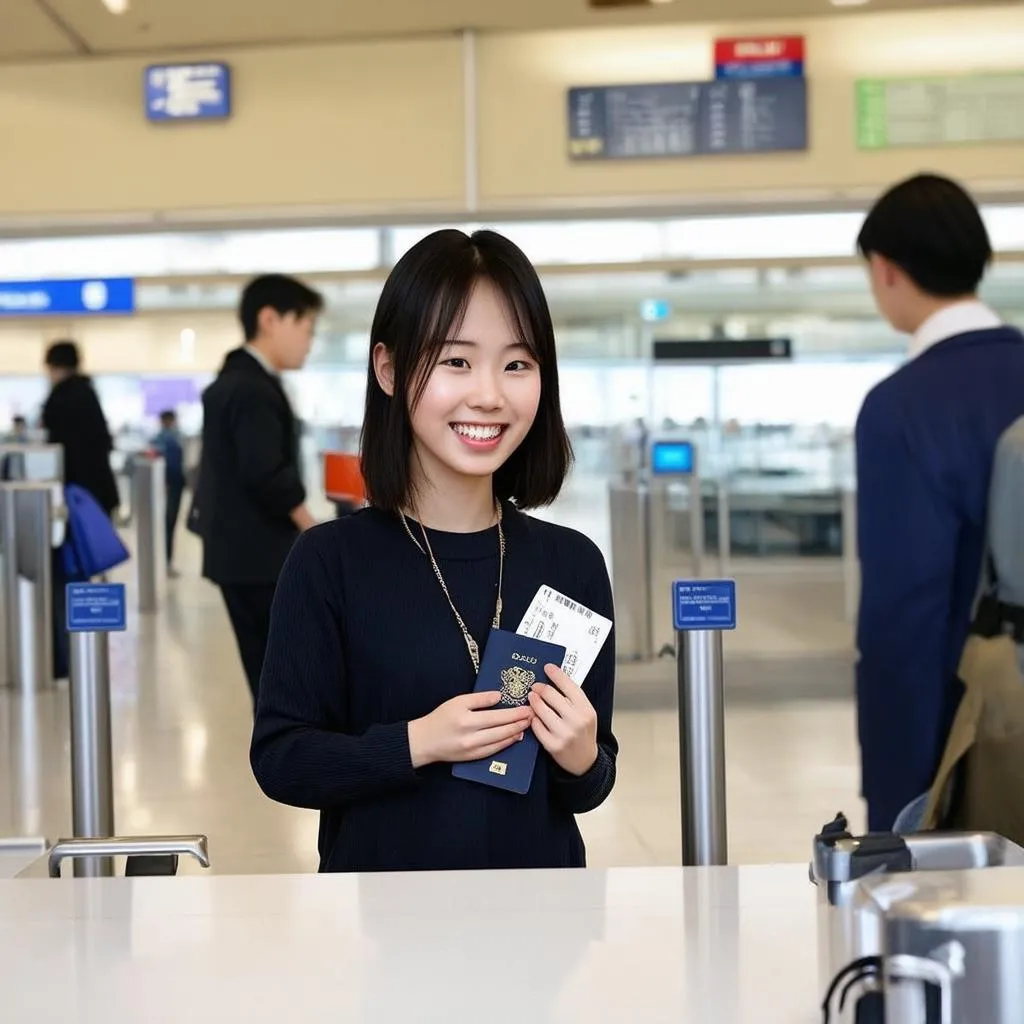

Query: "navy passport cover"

xmin=452 ymin=628 xmax=566 ymax=795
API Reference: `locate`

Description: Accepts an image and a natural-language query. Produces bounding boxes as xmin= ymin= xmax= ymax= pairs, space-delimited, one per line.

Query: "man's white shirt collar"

xmin=244 ymin=344 xmax=279 ymax=377
xmin=909 ymin=300 xmax=1002 ymax=360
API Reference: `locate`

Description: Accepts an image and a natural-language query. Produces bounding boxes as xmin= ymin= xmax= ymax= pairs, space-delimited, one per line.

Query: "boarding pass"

xmin=516 ymin=585 xmax=612 ymax=687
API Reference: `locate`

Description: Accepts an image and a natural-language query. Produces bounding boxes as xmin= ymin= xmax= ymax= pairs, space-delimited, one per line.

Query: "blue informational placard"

xmin=651 ymin=440 xmax=695 ymax=476
xmin=673 ymin=580 xmax=737 ymax=632
xmin=568 ymin=77 xmax=807 ymax=160
xmin=0 ymin=278 xmax=135 ymax=317
xmin=66 ymin=583 xmax=127 ymax=633
xmin=145 ymin=63 xmax=232 ymax=121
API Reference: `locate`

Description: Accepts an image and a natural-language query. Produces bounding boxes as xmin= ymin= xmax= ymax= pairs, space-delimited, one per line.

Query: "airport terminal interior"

xmin=3 ymin=0 xmax=1024 ymax=1019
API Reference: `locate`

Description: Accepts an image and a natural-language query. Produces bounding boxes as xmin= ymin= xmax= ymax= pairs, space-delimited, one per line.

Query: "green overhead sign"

xmin=856 ymin=72 xmax=1024 ymax=150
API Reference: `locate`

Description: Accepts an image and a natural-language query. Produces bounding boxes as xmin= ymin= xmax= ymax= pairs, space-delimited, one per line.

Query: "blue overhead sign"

xmin=145 ymin=63 xmax=232 ymax=122
xmin=673 ymin=580 xmax=737 ymax=632
xmin=66 ymin=584 xmax=127 ymax=634
xmin=0 ymin=278 xmax=135 ymax=317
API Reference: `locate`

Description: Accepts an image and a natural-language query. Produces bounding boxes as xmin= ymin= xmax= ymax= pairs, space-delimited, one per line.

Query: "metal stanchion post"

xmin=67 ymin=582 xmax=126 ymax=878
xmin=672 ymin=578 xmax=735 ymax=867
xmin=0 ymin=446 xmax=63 ymax=690
xmin=132 ymin=457 xmax=166 ymax=613
xmin=842 ymin=486 xmax=858 ymax=623
xmin=0 ymin=486 xmax=14 ymax=688
xmin=0 ymin=483 xmax=55 ymax=692
xmin=688 ymin=475 xmax=705 ymax=578
xmin=609 ymin=476 xmax=653 ymax=662
xmin=717 ymin=481 xmax=731 ymax=579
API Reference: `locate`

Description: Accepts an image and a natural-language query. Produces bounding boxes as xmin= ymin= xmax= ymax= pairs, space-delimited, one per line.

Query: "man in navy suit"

xmin=854 ymin=173 xmax=1024 ymax=831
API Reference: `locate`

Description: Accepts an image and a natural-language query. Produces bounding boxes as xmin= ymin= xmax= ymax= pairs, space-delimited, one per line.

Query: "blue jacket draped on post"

xmin=855 ymin=325 xmax=1024 ymax=831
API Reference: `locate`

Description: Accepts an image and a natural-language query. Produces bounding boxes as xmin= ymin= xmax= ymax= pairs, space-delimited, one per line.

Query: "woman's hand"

xmin=408 ymin=692 xmax=534 ymax=769
xmin=529 ymin=664 xmax=599 ymax=777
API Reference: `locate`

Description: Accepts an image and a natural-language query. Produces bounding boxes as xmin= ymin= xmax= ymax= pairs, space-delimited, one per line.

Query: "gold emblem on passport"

xmin=500 ymin=665 xmax=536 ymax=705
xmin=489 ymin=761 xmax=508 ymax=776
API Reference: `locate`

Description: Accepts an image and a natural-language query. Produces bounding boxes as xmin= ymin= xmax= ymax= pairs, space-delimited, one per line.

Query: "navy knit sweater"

xmin=250 ymin=501 xmax=618 ymax=873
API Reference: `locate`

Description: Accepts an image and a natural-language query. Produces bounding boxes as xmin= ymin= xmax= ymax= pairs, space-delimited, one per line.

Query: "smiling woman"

xmin=362 ymin=228 xmax=571 ymax=521
xmin=250 ymin=228 xmax=618 ymax=875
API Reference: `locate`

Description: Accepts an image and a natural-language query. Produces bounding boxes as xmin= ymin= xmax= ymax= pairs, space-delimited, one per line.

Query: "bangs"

xmin=408 ymin=265 xmax=542 ymax=411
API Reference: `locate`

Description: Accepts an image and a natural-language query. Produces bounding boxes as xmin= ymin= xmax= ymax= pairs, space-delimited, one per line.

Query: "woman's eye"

xmin=442 ymin=357 xmax=469 ymax=369
xmin=506 ymin=360 xmax=533 ymax=372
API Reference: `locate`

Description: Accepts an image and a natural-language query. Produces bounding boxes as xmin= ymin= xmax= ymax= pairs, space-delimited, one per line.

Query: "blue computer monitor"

xmin=651 ymin=440 xmax=695 ymax=476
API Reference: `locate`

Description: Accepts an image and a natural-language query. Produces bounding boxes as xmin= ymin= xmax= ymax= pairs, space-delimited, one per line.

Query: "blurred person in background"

xmin=7 ymin=415 xmax=28 ymax=442
xmin=195 ymin=274 xmax=323 ymax=710
xmin=854 ymin=173 xmax=1024 ymax=831
xmin=151 ymin=409 xmax=186 ymax=578
xmin=41 ymin=340 xmax=120 ymax=517
xmin=41 ymin=339 xmax=121 ymax=679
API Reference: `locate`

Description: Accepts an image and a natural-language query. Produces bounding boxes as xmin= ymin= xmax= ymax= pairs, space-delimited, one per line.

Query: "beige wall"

xmin=0 ymin=37 xmax=466 ymax=220
xmin=0 ymin=5 xmax=1022 ymax=222
xmin=478 ymin=7 xmax=1024 ymax=209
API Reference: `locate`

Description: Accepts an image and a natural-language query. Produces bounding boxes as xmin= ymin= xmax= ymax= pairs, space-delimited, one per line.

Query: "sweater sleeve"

xmin=250 ymin=528 xmax=419 ymax=810
xmin=548 ymin=542 xmax=619 ymax=815
xmin=854 ymin=389 xmax=960 ymax=810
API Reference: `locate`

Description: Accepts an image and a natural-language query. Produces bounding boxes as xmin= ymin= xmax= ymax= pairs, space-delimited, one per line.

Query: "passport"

xmin=452 ymin=628 xmax=566 ymax=795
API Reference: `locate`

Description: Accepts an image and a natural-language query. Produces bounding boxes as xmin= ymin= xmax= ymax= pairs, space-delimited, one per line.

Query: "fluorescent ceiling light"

xmin=830 ymin=0 xmax=871 ymax=6
xmin=102 ymin=0 xmax=129 ymax=14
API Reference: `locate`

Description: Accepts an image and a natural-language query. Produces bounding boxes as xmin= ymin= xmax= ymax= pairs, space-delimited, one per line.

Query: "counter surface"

xmin=0 ymin=863 xmax=821 ymax=1022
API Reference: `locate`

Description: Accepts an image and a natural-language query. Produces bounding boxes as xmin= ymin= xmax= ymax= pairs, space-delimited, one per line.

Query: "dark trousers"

xmin=166 ymin=480 xmax=184 ymax=564
xmin=52 ymin=548 xmax=69 ymax=680
xmin=219 ymin=583 xmax=277 ymax=709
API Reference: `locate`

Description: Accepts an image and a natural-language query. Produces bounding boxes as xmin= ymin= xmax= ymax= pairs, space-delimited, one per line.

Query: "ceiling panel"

xmin=37 ymin=0 xmax=1021 ymax=56
xmin=0 ymin=0 xmax=80 ymax=60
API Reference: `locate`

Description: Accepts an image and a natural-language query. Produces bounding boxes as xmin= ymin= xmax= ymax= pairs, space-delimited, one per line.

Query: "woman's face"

xmin=405 ymin=278 xmax=542 ymax=498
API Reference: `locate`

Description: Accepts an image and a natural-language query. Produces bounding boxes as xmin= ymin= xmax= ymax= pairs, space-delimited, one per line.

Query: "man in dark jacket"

xmin=196 ymin=274 xmax=323 ymax=708
xmin=41 ymin=340 xmax=120 ymax=516
xmin=854 ymin=173 xmax=1024 ymax=830
xmin=41 ymin=339 xmax=121 ymax=679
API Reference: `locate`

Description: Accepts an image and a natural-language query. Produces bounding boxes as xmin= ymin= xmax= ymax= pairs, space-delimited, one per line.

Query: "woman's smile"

xmin=450 ymin=421 xmax=507 ymax=450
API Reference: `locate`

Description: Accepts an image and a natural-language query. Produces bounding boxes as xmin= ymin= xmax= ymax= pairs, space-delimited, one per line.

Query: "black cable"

xmin=821 ymin=955 xmax=882 ymax=1023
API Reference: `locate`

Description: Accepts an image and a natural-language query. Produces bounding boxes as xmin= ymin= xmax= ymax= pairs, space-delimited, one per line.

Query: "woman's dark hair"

xmin=360 ymin=228 xmax=572 ymax=512
xmin=856 ymin=173 xmax=993 ymax=297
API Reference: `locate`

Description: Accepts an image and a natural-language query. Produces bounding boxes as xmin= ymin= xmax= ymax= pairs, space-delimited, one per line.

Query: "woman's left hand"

xmin=529 ymin=664 xmax=599 ymax=777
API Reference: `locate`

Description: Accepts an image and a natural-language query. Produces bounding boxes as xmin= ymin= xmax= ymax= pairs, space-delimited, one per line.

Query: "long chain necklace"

xmin=398 ymin=499 xmax=505 ymax=674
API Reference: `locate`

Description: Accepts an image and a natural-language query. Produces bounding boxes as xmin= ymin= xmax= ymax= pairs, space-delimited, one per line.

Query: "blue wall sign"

xmin=651 ymin=440 xmax=695 ymax=476
xmin=145 ymin=63 xmax=232 ymax=122
xmin=673 ymin=580 xmax=737 ymax=632
xmin=67 ymin=583 xmax=127 ymax=633
xmin=0 ymin=278 xmax=135 ymax=317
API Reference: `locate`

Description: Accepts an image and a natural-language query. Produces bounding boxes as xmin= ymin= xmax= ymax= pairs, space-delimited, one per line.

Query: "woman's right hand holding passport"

xmin=408 ymin=692 xmax=533 ymax=769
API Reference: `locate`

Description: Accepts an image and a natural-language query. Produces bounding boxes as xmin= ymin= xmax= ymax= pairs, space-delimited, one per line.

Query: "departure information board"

xmin=568 ymin=77 xmax=807 ymax=160
xmin=856 ymin=73 xmax=1024 ymax=149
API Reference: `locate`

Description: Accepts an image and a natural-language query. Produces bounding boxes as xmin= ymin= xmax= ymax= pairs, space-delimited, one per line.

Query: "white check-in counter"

xmin=0 ymin=863 xmax=819 ymax=1022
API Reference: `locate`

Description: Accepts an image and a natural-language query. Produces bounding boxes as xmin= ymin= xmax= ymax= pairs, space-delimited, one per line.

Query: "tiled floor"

xmin=0 ymin=472 xmax=867 ymax=876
